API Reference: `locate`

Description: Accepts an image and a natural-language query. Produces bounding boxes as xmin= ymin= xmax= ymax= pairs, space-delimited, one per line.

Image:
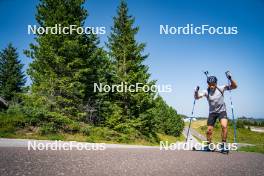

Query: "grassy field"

xmin=239 ymin=145 xmax=264 ymax=154
xmin=157 ymin=133 xmax=185 ymax=144
xmin=191 ymin=119 xmax=264 ymax=153
xmin=0 ymin=128 xmax=185 ymax=146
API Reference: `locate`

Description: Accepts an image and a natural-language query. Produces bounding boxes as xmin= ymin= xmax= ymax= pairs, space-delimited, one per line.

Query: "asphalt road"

xmin=0 ymin=146 xmax=263 ymax=176
xmin=183 ymin=127 xmax=203 ymax=146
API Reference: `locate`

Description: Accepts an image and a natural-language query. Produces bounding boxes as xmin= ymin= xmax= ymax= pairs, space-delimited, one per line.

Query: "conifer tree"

xmin=26 ymin=0 xmax=109 ymax=121
xmin=0 ymin=44 xmax=26 ymax=101
xmin=107 ymin=0 xmax=156 ymax=134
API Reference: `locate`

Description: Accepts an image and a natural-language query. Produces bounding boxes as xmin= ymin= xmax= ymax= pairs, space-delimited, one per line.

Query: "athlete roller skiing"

xmin=194 ymin=71 xmax=237 ymax=153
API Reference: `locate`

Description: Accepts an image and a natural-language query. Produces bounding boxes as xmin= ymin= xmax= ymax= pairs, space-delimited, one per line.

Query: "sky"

xmin=0 ymin=0 xmax=264 ymax=118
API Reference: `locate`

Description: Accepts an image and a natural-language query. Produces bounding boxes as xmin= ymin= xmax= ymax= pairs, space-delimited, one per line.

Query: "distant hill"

xmin=238 ymin=116 xmax=264 ymax=127
xmin=238 ymin=116 xmax=264 ymax=121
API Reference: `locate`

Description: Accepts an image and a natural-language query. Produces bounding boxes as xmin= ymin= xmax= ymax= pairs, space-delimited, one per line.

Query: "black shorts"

xmin=207 ymin=111 xmax=228 ymax=126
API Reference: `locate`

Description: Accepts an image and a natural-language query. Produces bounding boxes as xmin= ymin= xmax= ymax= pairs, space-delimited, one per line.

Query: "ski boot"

xmin=203 ymin=143 xmax=215 ymax=152
xmin=220 ymin=142 xmax=229 ymax=154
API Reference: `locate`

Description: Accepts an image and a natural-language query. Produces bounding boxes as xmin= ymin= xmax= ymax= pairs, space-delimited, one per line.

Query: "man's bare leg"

xmin=220 ymin=118 xmax=228 ymax=142
xmin=206 ymin=125 xmax=214 ymax=143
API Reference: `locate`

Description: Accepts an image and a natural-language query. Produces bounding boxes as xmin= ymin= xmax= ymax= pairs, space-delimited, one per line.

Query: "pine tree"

xmin=25 ymin=0 xmax=109 ymax=121
xmin=0 ymin=43 xmax=26 ymax=101
xmin=107 ymin=0 xmax=156 ymax=134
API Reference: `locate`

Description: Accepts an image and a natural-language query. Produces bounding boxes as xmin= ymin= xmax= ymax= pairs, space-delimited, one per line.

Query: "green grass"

xmin=157 ymin=133 xmax=185 ymax=144
xmin=0 ymin=128 xmax=185 ymax=146
xmin=0 ymin=112 xmax=26 ymax=137
xmin=191 ymin=120 xmax=264 ymax=154
xmin=239 ymin=145 xmax=264 ymax=154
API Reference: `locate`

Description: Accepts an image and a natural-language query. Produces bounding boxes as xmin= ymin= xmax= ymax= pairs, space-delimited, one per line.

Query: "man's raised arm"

xmin=226 ymin=71 xmax=238 ymax=89
xmin=194 ymin=86 xmax=203 ymax=99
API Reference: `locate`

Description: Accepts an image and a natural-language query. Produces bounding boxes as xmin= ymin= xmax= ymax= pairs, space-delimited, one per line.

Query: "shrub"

xmin=39 ymin=122 xmax=58 ymax=135
xmin=64 ymin=122 xmax=81 ymax=133
xmin=117 ymin=134 xmax=131 ymax=143
xmin=236 ymin=120 xmax=245 ymax=129
xmin=152 ymin=96 xmax=184 ymax=137
xmin=80 ymin=126 xmax=92 ymax=135
xmin=105 ymin=103 xmax=123 ymax=129
xmin=6 ymin=103 xmax=23 ymax=115
xmin=114 ymin=121 xmax=139 ymax=135
xmin=0 ymin=106 xmax=26 ymax=129
xmin=85 ymin=127 xmax=121 ymax=142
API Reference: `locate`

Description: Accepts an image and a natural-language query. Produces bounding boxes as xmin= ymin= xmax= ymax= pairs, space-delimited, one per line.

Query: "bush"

xmin=0 ymin=125 xmax=16 ymax=137
xmin=80 ymin=126 xmax=92 ymax=135
xmin=22 ymin=106 xmax=48 ymax=125
xmin=21 ymin=94 xmax=82 ymax=133
xmin=0 ymin=106 xmax=26 ymax=129
xmin=84 ymin=127 xmax=121 ymax=142
xmin=236 ymin=120 xmax=245 ymax=129
xmin=64 ymin=122 xmax=80 ymax=133
xmin=152 ymin=96 xmax=184 ymax=137
xmin=6 ymin=103 xmax=23 ymax=115
xmin=92 ymin=127 xmax=119 ymax=140
xmin=105 ymin=103 xmax=123 ymax=129
xmin=114 ymin=121 xmax=139 ymax=135
xmin=117 ymin=134 xmax=131 ymax=143
xmin=39 ymin=122 xmax=58 ymax=135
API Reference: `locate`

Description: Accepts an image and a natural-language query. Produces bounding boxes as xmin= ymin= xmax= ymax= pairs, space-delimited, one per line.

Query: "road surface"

xmin=0 ymin=139 xmax=263 ymax=176
xmin=183 ymin=127 xmax=205 ymax=145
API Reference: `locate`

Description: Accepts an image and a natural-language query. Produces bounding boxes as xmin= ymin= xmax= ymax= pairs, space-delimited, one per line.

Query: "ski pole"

xmin=185 ymin=100 xmax=195 ymax=143
xmin=185 ymin=86 xmax=199 ymax=144
xmin=225 ymin=71 xmax=237 ymax=143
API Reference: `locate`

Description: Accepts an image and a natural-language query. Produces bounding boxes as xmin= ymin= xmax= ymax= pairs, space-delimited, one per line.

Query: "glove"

xmin=225 ymin=71 xmax=232 ymax=80
xmin=194 ymin=86 xmax=200 ymax=93
xmin=194 ymin=86 xmax=200 ymax=99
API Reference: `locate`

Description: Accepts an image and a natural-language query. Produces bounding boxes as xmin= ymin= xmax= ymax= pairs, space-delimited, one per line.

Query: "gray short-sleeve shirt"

xmin=199 ymin=85 xmax=231 ymax=114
